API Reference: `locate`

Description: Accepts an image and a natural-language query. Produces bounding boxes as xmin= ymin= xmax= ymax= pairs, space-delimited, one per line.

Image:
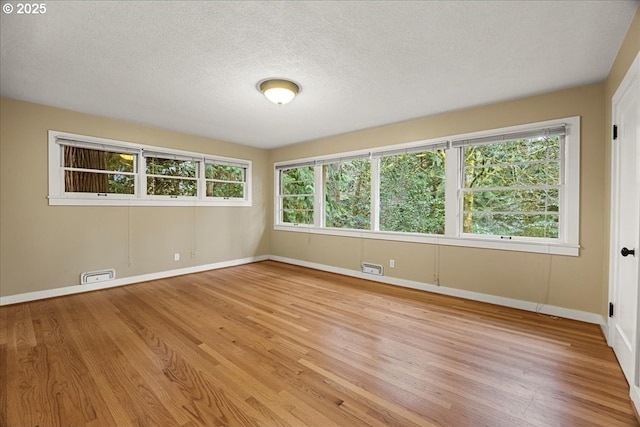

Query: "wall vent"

xmin=361 ymin=262 xmax=383 ymax=276
xmin=80 ymin=269 xmax=115 ymax=285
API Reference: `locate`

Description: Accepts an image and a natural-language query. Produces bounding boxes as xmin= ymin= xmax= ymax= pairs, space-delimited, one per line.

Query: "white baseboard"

xmin=0 ymin=255 xmax=269 ymax=306
xmin=631 ymin=386 xmax=640 ymax=419
xmin=269 ymin=255 xmax=607 ymax=327
xmin=0 ymin=253 xmax=607 ymax=331
xmin=601 ymin=321 xmax=610 ymax=344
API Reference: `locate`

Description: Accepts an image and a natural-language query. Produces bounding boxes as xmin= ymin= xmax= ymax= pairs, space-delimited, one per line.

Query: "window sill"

xmin=48 ymin=197 xmax=252 ymax=207
xmin=273 ymin=224 xmax=579 ymax=256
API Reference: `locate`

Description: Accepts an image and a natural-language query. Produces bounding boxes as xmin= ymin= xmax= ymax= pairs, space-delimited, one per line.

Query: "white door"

xmin=609 ymin=52 xmax=640 ymax=386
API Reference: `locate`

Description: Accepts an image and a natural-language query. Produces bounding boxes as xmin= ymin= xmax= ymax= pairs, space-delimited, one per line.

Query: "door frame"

xmin=608 ymin=50 xmax=640 ymax=409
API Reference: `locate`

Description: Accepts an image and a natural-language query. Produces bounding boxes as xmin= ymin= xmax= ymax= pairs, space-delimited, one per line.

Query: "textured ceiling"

xmin=1 ymin=1 xmax=638 ymax=149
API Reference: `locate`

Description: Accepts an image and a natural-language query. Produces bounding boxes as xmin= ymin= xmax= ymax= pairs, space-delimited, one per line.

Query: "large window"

xmin=274 ymin=117 xmax=580 ymax=255
xmin=379 ymin=149 xmax=445 ymax=234
xmin=49 ymin=131 xmax=252 ymax=206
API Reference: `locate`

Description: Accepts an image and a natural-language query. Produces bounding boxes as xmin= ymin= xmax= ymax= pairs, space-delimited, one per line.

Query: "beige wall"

xmin=3 ymin=10 xmax=638 ymax=317
xmin=0 ymin=98 xmax=270 ymax=297
xmin=603 ymin=8 xmax=640 ymax=315
xmin=271 ymin=83 xmax=607 ymax=315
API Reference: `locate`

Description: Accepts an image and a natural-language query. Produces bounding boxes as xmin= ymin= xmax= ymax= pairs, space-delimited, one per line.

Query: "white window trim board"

xmin=273 ymin=224 xmax=579 ymax=256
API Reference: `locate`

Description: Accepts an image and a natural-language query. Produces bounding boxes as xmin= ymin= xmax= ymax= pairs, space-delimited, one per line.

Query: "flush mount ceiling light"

xmin=258 ymin=79 xmax=300 ymax=105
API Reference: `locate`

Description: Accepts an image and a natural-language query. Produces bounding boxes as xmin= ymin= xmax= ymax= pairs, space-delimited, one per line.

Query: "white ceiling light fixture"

xmin=258 ymin=79 xmax=300 ymax=105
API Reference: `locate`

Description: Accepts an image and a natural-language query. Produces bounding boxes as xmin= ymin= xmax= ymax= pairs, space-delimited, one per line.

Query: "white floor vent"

xmin=80 ymin=269 xmax=116 ymax=284
xmin=361 ymin=262 xmax=383 ymax=276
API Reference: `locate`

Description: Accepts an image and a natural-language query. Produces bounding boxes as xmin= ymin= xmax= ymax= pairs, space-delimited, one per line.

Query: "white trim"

xmin=601 ymin=321 xmax=609 ymax=343
xmin=273 ymin=225 xmax=579 ymax=256
xmin=48 ymin=198 xmax=252 ymax=207
xmin=269 ymin=255 xmax=605 ymax=326
xmin=273 ymin=138 xmax=450 ymax=170
xmin=0 ymin=255 xmax=269 ymax=306
xmin=444 ymin=144 xmax=459 ymax=235
xmin=607 ymin=52 xmax=640 ymax=419
xmin=0 ymin=253 xmax=604 ymax=330
xmin=371 ymin=157 xmax=380 ymax=231
xmin=631 ymin=386 xmax=640 ymax=418
xmin=608 ymin=51 xmax=640 ymax=346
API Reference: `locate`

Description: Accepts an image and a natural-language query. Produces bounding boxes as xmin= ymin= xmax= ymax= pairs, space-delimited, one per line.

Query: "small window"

xmin=48 ymin=131 xmax=252 ymax=206
xmin=379 ymin=150 xmax=446 ymax=234
xmin=279 ymin=166 xmax=314 ymax=225
xmin=63 ymin=145 xmax=137 ymax=195
xmin=205 ymin=162 xmax=246 ymax=199
xmin=324 ymin=158 xmax=371 ymax=230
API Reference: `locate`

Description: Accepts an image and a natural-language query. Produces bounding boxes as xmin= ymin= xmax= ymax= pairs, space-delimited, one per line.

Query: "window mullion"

xmin=198 ymin=161 xmax=205 ymax=200
xmin=315 ymin=164 xmax=323 ymax=228
xmin=444 ymin=146 xmax=460 ymax=236
xmin=371 ymin=157 xmax=380 ymax=231
xmin=138 ymin=153 xmax=147 ymax=198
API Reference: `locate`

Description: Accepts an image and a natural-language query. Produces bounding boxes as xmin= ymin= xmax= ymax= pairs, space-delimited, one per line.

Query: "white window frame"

xmin=143 ymin=151 xmax=200 ymax=200
xmin=276 ymin=163 xmax=316 ymax=226
xmin=322 ymin=155 xmax=373 ymax=231
xmin=48 ymin=130 xmax=252 ymax=207
xmin=274 ymin=116 xmax=580 ymax=256
xmin=203 ymin=159 xmax=250 ymax=202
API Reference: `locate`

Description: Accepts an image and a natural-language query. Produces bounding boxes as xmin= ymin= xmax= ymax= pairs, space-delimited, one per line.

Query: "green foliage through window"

xmin=281 ymin=166 xmax=314 ymax=224
xmin=324 ymin=159 xmax=371 ymax=230
xmin=276 ymin=121 xmax=575 ymax=246
xmin=380 ymin=150 xmax=445 ymax=234
xmin=205 ymin=163 xmax=245 ymax=198
xmin=462 ymin=136 xmax=561 ymax=238
xmin=63 ymin=146 xmax=136 ymax=194
xmin=146 ymin=157 xmax=197 ymax=197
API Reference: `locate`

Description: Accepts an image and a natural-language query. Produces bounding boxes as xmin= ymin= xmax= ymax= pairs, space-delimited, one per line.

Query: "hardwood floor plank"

xmin=0 ymin=342 xmax=7 ymax=427
xmin=299 ymin=358 xmax=441 ymax=427
xmin=2 ymin=260 xmax=637 ymax=426
xmin=108 ymin=289 xmax=266 ymax=427
xmin=56 ymin=293 xmax=186 ymax=426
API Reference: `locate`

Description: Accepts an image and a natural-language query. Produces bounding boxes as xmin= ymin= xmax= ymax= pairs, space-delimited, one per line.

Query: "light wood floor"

xmin=1 ymin=260 xmax=637 ymax=427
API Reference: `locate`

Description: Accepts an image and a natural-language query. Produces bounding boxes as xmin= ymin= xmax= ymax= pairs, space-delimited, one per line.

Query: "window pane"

xmin=463 ymin=212 xmax=559 ymax=238
xmin=146 ymin=157 xmax=196 ymax=177
xmin=64 ymin=146 xmax=134 ymax=173
xmin=464 ymin=137 xmax=560 ymax=188
xmin=380 ymin=151 xmax=445 ymax=234
xmin=282 ymin=167 xmax=314 ymax=195
xmin=282 ymin=195 xmax=314 ymax=210
xmin=324 ymin=159 xmax=371 ymax=230
xmin=65 ymin=171 xmax=134 ymax=194
xmin=462 ymin=135 xmax=562 ymax=239
xmin=206 ymin=182 xmax=244 ymax=198
xmin=147 ymin=177 xmax=197 ymax=196
xmin=465 ymin=161 xmax=560 ymax=188
xmin=283 ymin=210 xmax=314 ymax=224
xmin=205 ymin=164 xmax=244 ymax=181
xmin=463 ymin=189 xmax=559 ymax=213
xmin=281 ymin=167 xmax=314 ymax=225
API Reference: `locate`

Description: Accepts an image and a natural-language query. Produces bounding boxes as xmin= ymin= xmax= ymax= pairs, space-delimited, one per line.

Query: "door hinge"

xmin=609 ymin=302 xmax=614 ymax=317
xmin=613 ymin=125 xmax=618 ymax=140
